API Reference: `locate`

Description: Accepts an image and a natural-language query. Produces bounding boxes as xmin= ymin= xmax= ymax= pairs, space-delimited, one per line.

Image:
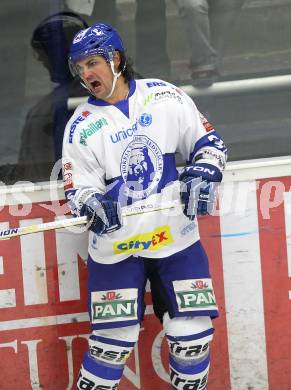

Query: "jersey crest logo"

xmin=120 ymin=135 xmax=163 ymax=199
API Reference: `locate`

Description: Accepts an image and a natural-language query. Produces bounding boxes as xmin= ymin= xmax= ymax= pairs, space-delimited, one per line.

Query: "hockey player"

xmin=62 ymin=22 xmax=227 ymax=390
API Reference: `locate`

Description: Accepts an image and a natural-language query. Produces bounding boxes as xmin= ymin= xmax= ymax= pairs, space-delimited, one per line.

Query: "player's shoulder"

xmin=66 ymin=102 xmax=92 ymax=127
xmin=136 ymin=78 xmax=190 ymax=106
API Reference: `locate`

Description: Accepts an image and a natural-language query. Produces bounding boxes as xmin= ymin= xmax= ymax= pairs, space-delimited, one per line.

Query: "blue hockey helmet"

xmin=68 ymin=22 xmax=125 ymax=76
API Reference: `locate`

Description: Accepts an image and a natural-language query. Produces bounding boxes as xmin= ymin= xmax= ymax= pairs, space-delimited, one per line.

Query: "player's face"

xmin=75 ymin=55 xmax=114 ymax=99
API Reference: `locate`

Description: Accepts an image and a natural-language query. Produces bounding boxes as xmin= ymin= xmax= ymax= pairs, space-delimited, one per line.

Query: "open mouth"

xmin=91 ymin=80 xmax=101 ymax=90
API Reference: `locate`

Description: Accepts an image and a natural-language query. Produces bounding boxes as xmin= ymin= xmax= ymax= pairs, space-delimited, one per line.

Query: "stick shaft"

xmin=0 ymin=201 xmax=181 ymax=240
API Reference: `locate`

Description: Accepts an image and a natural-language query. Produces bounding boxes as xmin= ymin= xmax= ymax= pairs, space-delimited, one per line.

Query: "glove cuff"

xmin=75 ymin=189 xmax=103 ymax=217
xmin=193 ymin=147 xmax=226 ymax=170
xmin=179 ymin=163 xmax=223 ymax=183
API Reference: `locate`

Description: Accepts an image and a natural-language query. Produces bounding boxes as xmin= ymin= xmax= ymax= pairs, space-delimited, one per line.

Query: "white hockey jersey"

xmin=62 ymin=79 xmax=227 ymax=264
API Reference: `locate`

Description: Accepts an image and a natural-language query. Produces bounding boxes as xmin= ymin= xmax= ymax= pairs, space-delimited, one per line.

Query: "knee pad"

xmin=89 ymin=324 xmax=140 ymax=366
xmin=77 ymin=324 xmax=140 ymax=390
xmin=164 ymin=315 xmax=213 ymax=389
xmin=164 ymin=314 xmax=213 ymax=363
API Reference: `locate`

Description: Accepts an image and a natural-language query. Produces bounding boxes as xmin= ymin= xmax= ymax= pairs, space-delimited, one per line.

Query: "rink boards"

xmin=0 ymin=169 xmax=291 ymax=389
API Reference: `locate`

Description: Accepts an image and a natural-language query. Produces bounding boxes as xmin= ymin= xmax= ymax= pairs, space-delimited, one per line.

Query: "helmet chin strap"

xmin=105 ymin=60 xmax=122 ymax=99
xmin=78 ymin=49 xmax=125 ymax=99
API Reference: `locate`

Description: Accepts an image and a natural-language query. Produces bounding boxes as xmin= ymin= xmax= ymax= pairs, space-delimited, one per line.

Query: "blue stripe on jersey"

xmin=188 ymin=130 xmax=227 ymax=164
xmin=166 ymin=327 xmax=214 ymax=342
xmin=170 ymin=353 xmax=210 ymax=375
xmin=90 ymin=334 xmax=135 ymax=348
xmin=88 ymin=79 xmax=136 ymax=119
xmin=105 ymin=153 xmax=178 ymax=205
xmin=83 ymin=352 xmax=124 ymax=380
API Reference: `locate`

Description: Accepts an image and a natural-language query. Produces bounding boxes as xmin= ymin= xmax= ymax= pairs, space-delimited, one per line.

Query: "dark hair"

xmin=119 ymin=51 xmax=136 ymax=82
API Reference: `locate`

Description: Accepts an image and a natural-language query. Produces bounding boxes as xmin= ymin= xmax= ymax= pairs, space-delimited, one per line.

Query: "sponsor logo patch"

xmin=63 ymin=161 xmax=74 ymax=191
xmin=90 ymin=343 xmax=131 ymax=364
xmin=143 ymin=89 xmax=183 ymax=106
xmin=79 ymin=117 xmax=108 ymax=145
xmin=173 ymin=279 xmax=217 ymax=312
xmin=180 ymin=221 xmax=196 ymax=236
xmin=199 ymin=112 xmax=214 ymax=132
xmin=113 ymin=225 xmax=173 ymax=254
xmin=68 ymin=111 xmax=91 ymax=143
xmin=146 ymin=81 xmax=167 ymax=88
xmin=171 ymin=369 xmax=208 ymax=390
xmin=110 ymin=120 xmax=138 ymax=144
xmin=91 ymin=288 xmax=138 ymax=324
xmin=0 ymin=228 xmax=19 ymax=237
xmin=123 ymin=203 xmax=155 ymax=215
xmin=138 ymin=113 xmax=152 ymax=127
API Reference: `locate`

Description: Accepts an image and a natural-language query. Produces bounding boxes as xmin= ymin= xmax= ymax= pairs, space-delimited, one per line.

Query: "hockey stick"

xmin=0 ymin=200 xmax=182 ymax=240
